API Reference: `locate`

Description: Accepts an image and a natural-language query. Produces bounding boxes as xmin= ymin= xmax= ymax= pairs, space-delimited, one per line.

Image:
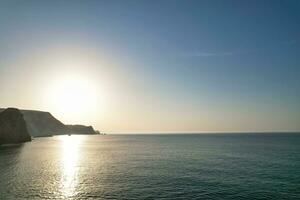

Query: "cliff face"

xmin=0 ymin=108 xmax=97 ymax=137
xmin=21 ymin=110 xmax=69 ymax=137
xmin=0 ymin=108 xmax=31 ymax=144
xmin=66 ymin=125 xmax=96 ymax=135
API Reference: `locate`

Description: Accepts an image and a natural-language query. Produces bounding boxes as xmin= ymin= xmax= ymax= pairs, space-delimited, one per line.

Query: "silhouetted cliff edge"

xmin=0 ymin=108 xmax=31 ymax=144
xmin=0 ymin=108 xmax=97 ymax=137
xmin=66 ymin=125 xmax=96 ymax=135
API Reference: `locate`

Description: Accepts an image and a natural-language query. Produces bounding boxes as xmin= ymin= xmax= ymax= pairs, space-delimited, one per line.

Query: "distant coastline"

xmin=0 ymin=107 xmax=100 ymax=145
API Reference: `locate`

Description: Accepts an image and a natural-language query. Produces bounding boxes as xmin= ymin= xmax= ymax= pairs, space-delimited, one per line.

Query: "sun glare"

xmin=44 ymin=73 xmax=106 ymax=124
xmin=53 ymin=75 xmax=96 ymax=112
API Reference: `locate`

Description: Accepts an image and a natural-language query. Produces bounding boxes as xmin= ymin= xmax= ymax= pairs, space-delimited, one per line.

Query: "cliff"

xmin=0 ymin=108 xmax=31 ymax=144
xmin=21 ymin=110 xmax=68 ymax=137
xmin=0 ymin=108 xmax=97 ymax=137
xmin=66 ymin=125 xmax=96 ymax=135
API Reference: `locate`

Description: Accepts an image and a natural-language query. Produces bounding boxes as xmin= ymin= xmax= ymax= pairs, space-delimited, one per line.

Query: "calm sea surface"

xmin=0 ymin=133 xmax=299 ymax=200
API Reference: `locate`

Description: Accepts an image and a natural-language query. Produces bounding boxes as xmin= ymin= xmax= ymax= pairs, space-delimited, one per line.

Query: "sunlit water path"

xmin=59 ymin=136 xmax=85 ymax=198
xmin=0 ymin=134 xmax=299 ymax=199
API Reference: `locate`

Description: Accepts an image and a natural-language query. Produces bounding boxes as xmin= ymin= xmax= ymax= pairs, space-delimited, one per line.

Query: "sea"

xmin=0 ymin=133 xmax=299 ymax=200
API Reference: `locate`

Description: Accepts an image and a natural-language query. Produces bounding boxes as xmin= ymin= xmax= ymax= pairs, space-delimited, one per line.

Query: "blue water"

xmin=0 ymin=133 xmax=299 ymax=199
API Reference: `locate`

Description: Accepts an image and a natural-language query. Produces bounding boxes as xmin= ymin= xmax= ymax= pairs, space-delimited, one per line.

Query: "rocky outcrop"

xmin=21 ymin=110 xmax=68 ymax=137
xmin=0 ymin=108 xmax=31 ymax=144
xmin=0 ymin=108 xmax=97 ymax=137
xmin=66 ymin=125 xmax=96 ymax=135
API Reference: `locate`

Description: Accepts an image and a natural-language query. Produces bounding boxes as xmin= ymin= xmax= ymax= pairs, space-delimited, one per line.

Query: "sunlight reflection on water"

xmin=0 ymin=134 xmax=299 ymax=199
xmin=59 ymin=135 xmax=86 ymax=198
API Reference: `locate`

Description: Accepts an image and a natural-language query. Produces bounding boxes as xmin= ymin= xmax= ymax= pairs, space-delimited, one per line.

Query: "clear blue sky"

xmin=0 ymin=0 xmax=299 ymax=132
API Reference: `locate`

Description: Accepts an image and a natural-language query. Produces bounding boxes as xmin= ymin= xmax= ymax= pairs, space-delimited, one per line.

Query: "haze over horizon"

xmin=0 ymin=0 xmax=299 ymax=133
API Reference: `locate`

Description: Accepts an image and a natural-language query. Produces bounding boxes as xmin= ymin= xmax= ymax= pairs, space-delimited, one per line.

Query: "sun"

xmin=52 ymin=75 xmax=96 ymax=113
xmin=45 ymin=73 xmax=104 ymax=124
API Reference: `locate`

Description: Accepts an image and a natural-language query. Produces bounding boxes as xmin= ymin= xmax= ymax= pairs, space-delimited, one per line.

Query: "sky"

xmin=0 ymin=0 xmax=299 ymax=133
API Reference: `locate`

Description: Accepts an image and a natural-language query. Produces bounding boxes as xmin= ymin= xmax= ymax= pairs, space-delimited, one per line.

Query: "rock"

xmin=0 ymin=108 xmax=31 ymax=145
xmin=21 ymin=110 xmax=68 ymax=137
xmin=0 ymin=108 xmax=97 ymax=137
xmin=66 ymin=125 xmax=96 ymax=135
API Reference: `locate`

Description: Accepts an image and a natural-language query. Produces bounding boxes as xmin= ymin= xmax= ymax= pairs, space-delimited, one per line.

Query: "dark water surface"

xmin=0 ymin=133 xmax=299 ymax=200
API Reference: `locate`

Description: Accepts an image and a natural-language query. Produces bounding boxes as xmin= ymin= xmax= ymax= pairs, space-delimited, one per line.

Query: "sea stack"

xmin=0 ymin=108 xmax=31 ymax=145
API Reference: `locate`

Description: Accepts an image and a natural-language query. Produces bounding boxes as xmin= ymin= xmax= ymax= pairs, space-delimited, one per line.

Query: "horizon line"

xmin=106 ymin=131 xmax=300 ymax=135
